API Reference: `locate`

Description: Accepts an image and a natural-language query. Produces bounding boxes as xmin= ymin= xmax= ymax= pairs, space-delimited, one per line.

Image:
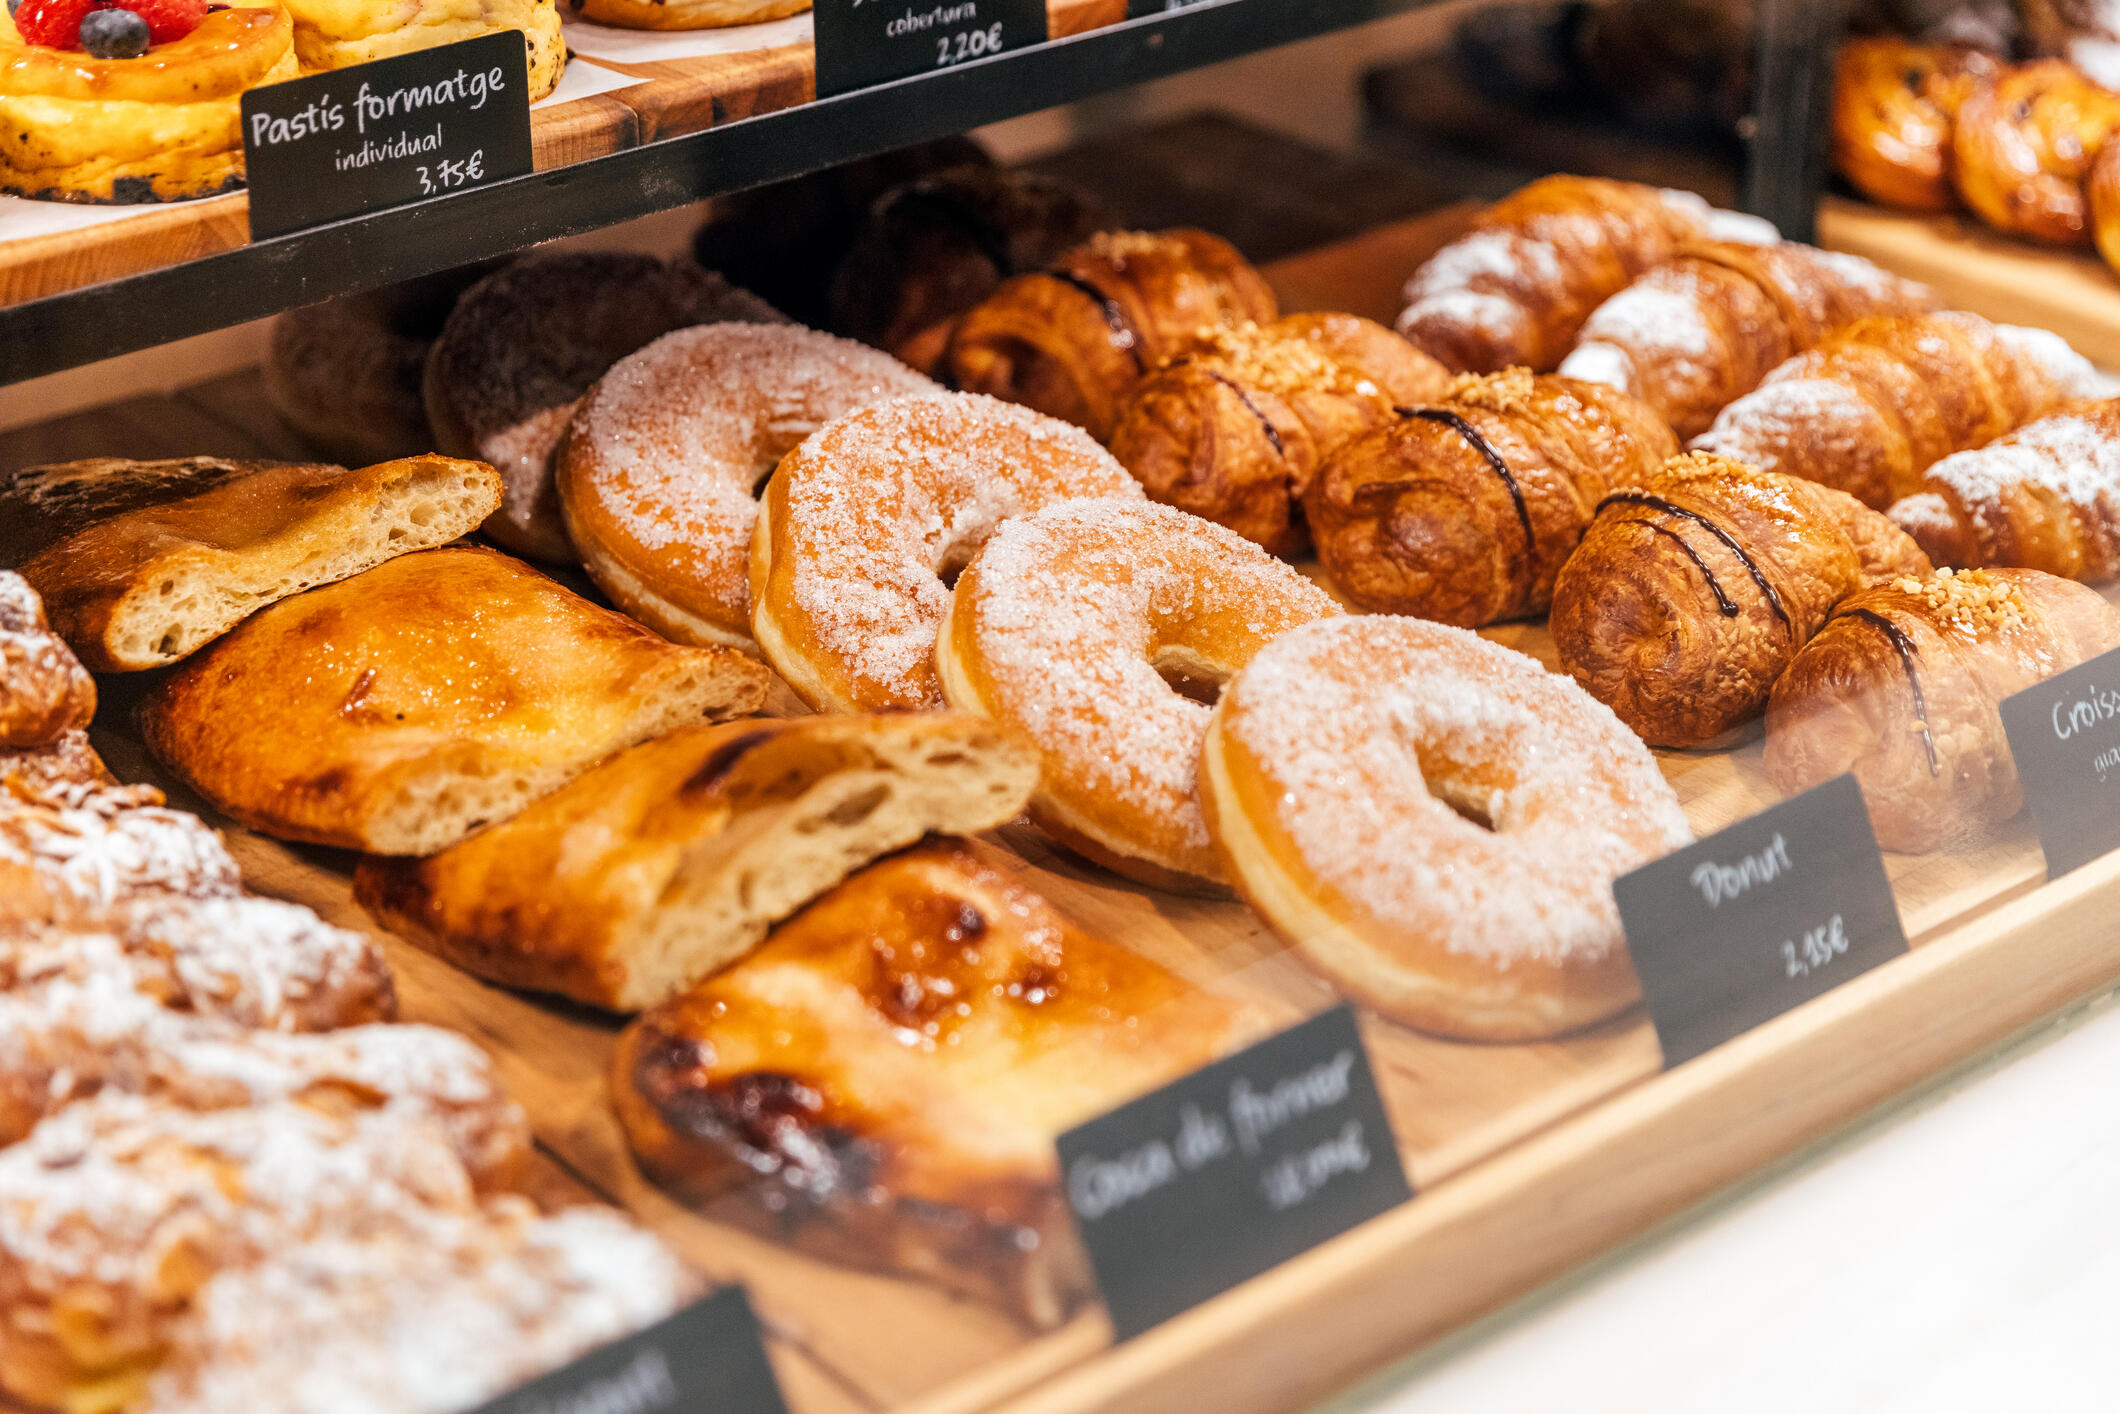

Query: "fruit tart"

xmin=0 ymin=0 xmax=298 ymax=203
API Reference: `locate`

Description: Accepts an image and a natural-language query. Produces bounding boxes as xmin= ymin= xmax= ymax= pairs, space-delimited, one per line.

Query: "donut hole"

xmin=1423 ymin=772 xmax=1500 ymax=832
xmin=1149 ymin=644 xmax=1233 ymax=707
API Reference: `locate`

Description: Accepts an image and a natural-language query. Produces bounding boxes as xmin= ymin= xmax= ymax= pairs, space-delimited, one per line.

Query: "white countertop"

xmin=1324 ymin=982 xmax=2120 ymax=1412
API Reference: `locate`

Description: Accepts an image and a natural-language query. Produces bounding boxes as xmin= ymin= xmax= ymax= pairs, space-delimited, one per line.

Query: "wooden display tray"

xmin=1817 ymin=195 xmax=2120 ymax=370
xmin=0 ymin=0 xmax=1114 ymax=311
xmin=10 ymin=202 xmax=2120 ymax=1414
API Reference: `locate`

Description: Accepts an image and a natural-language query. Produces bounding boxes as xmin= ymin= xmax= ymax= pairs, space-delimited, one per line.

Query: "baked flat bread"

xmin=356 ymin=713 xmax=1039 ymax=1010
xmin=610 ymin=839 xmax=1270 ymax=1326
xmin=3 ymin=454 xmax=503 ymax=671
xmin=139 ymin=546 xmax=770 ymax=855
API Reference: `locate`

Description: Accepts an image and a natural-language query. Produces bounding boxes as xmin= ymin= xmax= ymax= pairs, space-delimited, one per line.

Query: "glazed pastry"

xmin=1558 ymin=241 xmax=1939 ymax=438
xmin=751 ymin=392 xmax=1142 ymax=711
xmin=0 ymin=1093 xmax=488 ymax=1414
xmin=1830 ymin=37 xmax=1998 ymax=211
xmin=1692 ymin=311 xmax=2109 ymax=509
xmin=1395 ymin=174 xmax=1777 ymax=375
xmin=0 ymin=2 xmax=299 ymax=203
xmin=573 ymin=0 xmax=809 ymax=29
xmin=1766 ymin=568 xmax=2120 ymax=850
xmin=1201 ymin=616 xmax=1693 ymax=1041
xmin=145 ymin=1207 xmax=698 ymax=1414
xmin=1108 ymin=313 xmax=1452 ymax=555
xmin=423 ymin=254 xmax=785 ymax=562
xmin=557 ymin=323 xmax=938 ymax=649
xmin=935 ymin=499 xmax=1341 ymax=891
xmin=2083 ymin=135 xmax=2120 ymax=275
xmin=0 ymin=573 xmax=94 ymax=750
xmin=281 ymin=0 xmax=565 ymax=100
xmin=1888 ymin=399 xmax=2120 ymax=577
xmin=610 ymin=839 xmax=1265 ymax=1327
xmin=265 ymin=261 xmax=503 ymax=469
xmin=946 ymin=229 xmax=1280 ymax=441
xmin=139 ymin=546 xmax=771 ymax=855
xmin=1550 ymin=451 xmax=1933 ymax=747
xmin=4 ymin=454 xmax=502 ymax=671
xmin=356 ymin=714 xmax=1040 ymax=1011
xmin=1304 ymin=368 xmax=1678 ymax=626
xmin=1950 ymin=60 xmax=2120 ymax=246
xmin=830 ymin=165 xmax=1107 ymax=375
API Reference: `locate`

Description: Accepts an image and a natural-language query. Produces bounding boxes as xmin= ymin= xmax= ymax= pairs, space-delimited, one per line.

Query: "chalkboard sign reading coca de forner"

xmin=812 ymin=0 xmax=1050 ymax=99
xmin=240 ymin=30 xmax=534 ymax=241
xmin=469 ymin=1286 xmax=786 ymax=1414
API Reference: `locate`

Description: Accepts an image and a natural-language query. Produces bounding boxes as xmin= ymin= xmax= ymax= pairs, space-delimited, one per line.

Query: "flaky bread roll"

xmin=1692 ymin=311 xmax=2110 ymax=509
xmin=946 ymin=229 xmax=1278 ymax=441
xmin=356 ymin=714 xmax=1039 ymax=1011
xmin=1551 ymin=451 xmax=1932 ymax=747
xmin=1889 ymin=399 xmax=2120 ymax=578
xmin=1558 ymin=241 xmax=1938 ymax=438
xmin=1395 ymin=174 xmax=1776 ymax=375
xmin=1306 ymin=368 xmax=1678 ymax=626
xmin=1110 ymin=312 xmax=1451 ymax=554
xmin=1767 ymin=568 xmax=2120 ymax=850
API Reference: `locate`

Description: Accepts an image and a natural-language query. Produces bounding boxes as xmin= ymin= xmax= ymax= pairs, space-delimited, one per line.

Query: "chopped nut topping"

xmin=1447 ymin=366 xmax=1538 ymax=414
xmin=1084 ymin=230 xmax=1170 ymax=266
xmin=1167 ymin=320 xmax=1364 ymax=397
xmin=1894 ymin=566 xmax=2025 ymax=634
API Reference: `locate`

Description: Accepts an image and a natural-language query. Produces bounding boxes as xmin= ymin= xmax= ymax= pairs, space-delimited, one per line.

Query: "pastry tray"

xmin=18 ymin=203 xmax=2120 ymax=1413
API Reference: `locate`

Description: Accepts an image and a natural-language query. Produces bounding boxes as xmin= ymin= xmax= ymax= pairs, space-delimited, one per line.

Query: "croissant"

xmin=1557 ymin=241 xmax=1938 ymax=438
xmin=828 ymin=165 xmax=1106 ymax=376
xmin=1766 ymin=567 xmax=2120 ymax=851
xmin=1394 ymin=173 xmax=1777 ymax=376
xmin=945 ymin=228 xmax=1279 ymax=441
xmin=1830 ymin=37 xmax=1998 ymax=211
xmin=1951 ymin=60 xmax=2120 ymax=246
xmin=1888 ymin=398 xmax=2120 ymax=577
xmin=1303 ymin=368 xmax=1678 ymax=626
xmin=1107 ymin=313 xmax=1451 ymax=555
xmin=1691 ymin=311 xmax=2108 ymax=510
xmin=1550 ymin=450 xmax=1933 ymax=747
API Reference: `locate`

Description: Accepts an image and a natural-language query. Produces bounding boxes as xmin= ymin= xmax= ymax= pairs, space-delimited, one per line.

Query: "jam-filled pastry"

xmin=1830 ymin=37 xmax=1998 ymax=212
xmin=946 ymin=228 xmax=1279 ymax=441
xmin=0 ymin=0 xmax=299 ymax=203
xmin=1108 ymin=313 xmax=1452 ymax=556
xmin=1951 ymin=59 xmax=2120 ymax=246
xmin=1550 ymin=451 xmax=1932 ymax=747
xmin=1305 ymin=368 xmax=1677 ymax=626
xmin=280 ymin=0 xmax=564 ymax=99
xmin=1767 ymin=568 xmax=2120 ymax=851
xmin=610 ymin=840 xmax=1267 ymax=1328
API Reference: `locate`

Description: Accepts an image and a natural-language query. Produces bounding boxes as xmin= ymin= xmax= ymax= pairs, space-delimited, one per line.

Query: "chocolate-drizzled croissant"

xmin=1767 ymin=568 xmax=2120 ymax=851
xmin=1108 ymin=313 xmax=1451 ymax=555
xmin=945 ymin=229 xmax=1279 ymax=441
xmin=1550 ymin=451 xmax=1932 ymax=747
xmin=1889 ymin=398 xmax=2120 ymax=579
xmin=1303 ymin=368 xmax=1677 ymax=626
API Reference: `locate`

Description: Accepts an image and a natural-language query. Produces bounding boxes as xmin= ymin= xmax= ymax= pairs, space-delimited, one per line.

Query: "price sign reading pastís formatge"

xmin=1055 ymin=1005 xmax=1409 ymax=1341
xmin=241 ymin=30 xmax=534 ymax=241
xmin=469 ymin=1286 xmax=785 ymax=1414
xmin=812 ymin=0 xmax=1050 ymax=100
xmin=1614 ymin=774 xmax=1908 ymax=1069
xmin=2000 ymin=644 xmax=2120 ymax=877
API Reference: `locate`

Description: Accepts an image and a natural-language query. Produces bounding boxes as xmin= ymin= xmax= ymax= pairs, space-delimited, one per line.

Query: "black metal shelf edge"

xmin=0 ymin=0 xmax=1439 ymax=383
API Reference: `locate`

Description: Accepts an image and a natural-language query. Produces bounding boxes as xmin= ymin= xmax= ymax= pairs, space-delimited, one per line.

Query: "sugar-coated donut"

xmin=936 ymin=499 xmax=1341 ymax=892
xmin=557 ymin=324 xmax=937 ymax=650
xmin=752 ymin=393 xmax=1143 ymax=712
xmin=574 ymin=0 xmax=810 ymax=28
xmin=425 ymin=253 xmax=784 ymax=563
xmin=1200 ymin=616 xmax=1693 ymax=1040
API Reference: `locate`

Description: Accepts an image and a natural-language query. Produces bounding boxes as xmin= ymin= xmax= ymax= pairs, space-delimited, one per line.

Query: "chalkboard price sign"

xmin=812 ymin=0 xmax=1050 ymax=99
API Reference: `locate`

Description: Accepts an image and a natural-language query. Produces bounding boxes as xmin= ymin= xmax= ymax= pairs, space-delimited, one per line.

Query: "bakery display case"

xmin=6 ymin=2 xmax=2120 ymax=1412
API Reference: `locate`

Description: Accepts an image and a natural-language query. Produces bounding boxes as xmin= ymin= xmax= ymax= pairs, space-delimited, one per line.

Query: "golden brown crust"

xmin=1952 ymin=59 xmax=2120 ymax=246
xmin=0 ymin=572 xmax=95 ymax=751
xmin=1766 ymin=568 xmax=2120 ymax=850
xmin=1830 ymin=38 xmax=1998 ymax=211
xmin=609 ymin=839 xmax=1265 ymax=1326
xmin=2086 ymin=136 xmax=2120 ymax=276
xmin=9 ymin=455 xmax=502 ymax=672
xmin=1108 ymin=313 xmax=1452 ymax=555
xmin=1691 ymin=311 xmax=2105 ymax=509
xmin=138 ymin=546 xmax=770 ymax=855
xmin=1305 ymin=369 xmax=1679 ymax=626
xmin=283 ymin=0 xmax=565 ymax=100
xmin=574 ymin=0 xmax=809 ymax=27
xmin=1550 ymin=451 xmax=1932 ymax=747
xmin=1888 ymin=398 xmax=2120 ymax=576
xmin=355 ymin=713 xmax=1039 ymax=1011
xmin=945 ymin=228 xmax=1279 ymax=441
